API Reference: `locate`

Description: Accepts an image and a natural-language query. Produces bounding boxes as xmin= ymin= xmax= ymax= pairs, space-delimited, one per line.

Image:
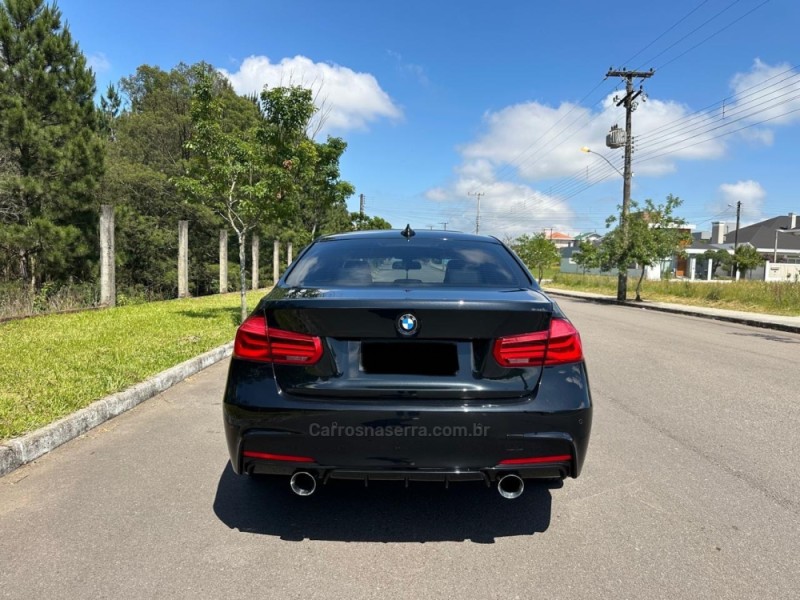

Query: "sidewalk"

xmin=1 ymin=343 xmax=233 ymax=477
xmin=543 ymin=287 xmax=800 ymax=334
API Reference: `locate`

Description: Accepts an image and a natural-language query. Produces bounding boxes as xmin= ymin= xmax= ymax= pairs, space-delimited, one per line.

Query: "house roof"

xmin=724 ymin=215 xmax=800 ymax=251
xmin=547 ymin=231 xmax=573 ymax=240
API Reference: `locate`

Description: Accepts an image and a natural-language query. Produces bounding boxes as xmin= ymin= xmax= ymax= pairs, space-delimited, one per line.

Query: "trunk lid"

xmin=266 ymin=287 xmax=553 ymax=401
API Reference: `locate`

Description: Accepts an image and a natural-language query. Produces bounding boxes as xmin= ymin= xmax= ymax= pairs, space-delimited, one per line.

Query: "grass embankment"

xmin=547 ymin=273 xmax=800 ymax=316
xmin=0 ymin=290 xmax=265 ymax=441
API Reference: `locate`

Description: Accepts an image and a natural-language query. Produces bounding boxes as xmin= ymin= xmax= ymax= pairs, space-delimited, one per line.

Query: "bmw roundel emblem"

xmin=397 ymin=313 xmax=418 ymax=336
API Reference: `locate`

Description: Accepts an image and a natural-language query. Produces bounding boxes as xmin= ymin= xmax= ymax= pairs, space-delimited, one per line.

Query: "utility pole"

xmin=439 ymin=221 xmax=448 ymax=231
xmin=733 ymin=200 xmax=741 ymax=279
xmin=468 ymin=191 xmax=484 ymax=234
xmin=359 ymin=193 xmax=365 ymax=216
xmin=606 ymin=67 xmax=654 ymax=302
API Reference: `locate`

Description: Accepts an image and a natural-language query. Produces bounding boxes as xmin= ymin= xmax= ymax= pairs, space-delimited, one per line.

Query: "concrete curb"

xmin=544 ymin=288 xmax=800 ymax=334
xmin=0 ymin=342 xmax=233 ymax=478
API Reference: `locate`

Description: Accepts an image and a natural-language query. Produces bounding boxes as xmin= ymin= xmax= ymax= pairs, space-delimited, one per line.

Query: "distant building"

xmin=544 ymin=231 xmax=576 ymax=249
xmin=684 ymin=212 xmax=800 ymax=280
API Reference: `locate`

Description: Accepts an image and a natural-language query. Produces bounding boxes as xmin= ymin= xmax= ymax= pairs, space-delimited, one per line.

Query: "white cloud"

xmin=425 ymin=93 xmax=724 ymax=236
xmin=423 ymin=160 xmax=575 ymax=238
xmin=457 ymin=92 xmax=730 ymax=186
xmin=713 ymin=180 xmax=767 ymax=224
xmin=220 ymin=55 xmax=402 ymax=134
xmin=738 ymin=127 xmax=775 ymax=146
xmin=425 ymin=60 xmax=800 ymax=237
xmin=730 ymin=59 xmax=800 ymax=127
xmin=87 ymin=52 xmax=110 ymax=74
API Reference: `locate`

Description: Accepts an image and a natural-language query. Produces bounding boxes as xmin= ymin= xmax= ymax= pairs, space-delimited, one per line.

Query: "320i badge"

xmin=223 ymin=227 xmax=592 ymax=499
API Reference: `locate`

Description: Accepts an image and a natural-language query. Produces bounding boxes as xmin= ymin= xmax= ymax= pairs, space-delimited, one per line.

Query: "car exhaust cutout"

xmin=497 ymin=474 xmax=524 ymax=499
xmin=290 ymin=471 xmax=317 ymax=497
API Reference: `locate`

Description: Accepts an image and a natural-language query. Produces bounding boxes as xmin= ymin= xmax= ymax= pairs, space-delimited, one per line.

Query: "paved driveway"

xmin=1 ymin=297 xmax=798 ymax=599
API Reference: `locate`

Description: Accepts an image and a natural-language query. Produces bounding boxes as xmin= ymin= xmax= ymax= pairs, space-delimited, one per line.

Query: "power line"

xmin=635 ymin=86 xmax=800 ymax=158
xmin=469 ymin=0 xmax=773 ymax=205
xmin=481 ymin=1 xmax=761 ymax=191
xmin=635 ymin=69 xmax=800 ymax=144
xmin=636 ymin=103 xmax=800 ymax=165
xmin=621 ymin=0 xmax=711 ymax=68
xmin=637 ymin=0 xmax=743 ymax=69
xmin=654 ymin=0 xmax=773 ymax=72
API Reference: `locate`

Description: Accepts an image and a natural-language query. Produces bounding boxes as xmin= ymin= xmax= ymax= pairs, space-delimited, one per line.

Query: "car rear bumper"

xmin=223 ymin=360 xmax=592 ymax=482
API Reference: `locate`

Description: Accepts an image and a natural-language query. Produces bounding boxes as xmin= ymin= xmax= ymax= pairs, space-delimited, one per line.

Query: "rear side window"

xmin=284 ymin=238 xmax=532 ymax=288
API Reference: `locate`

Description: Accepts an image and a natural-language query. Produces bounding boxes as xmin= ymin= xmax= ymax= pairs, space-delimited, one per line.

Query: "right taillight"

xmin=233 ymin=314 xmax=323 ymax=365
xmin=544 ymin=318 xmax=583 ymax=365
xmin=493 ymin=318 xmax=583 ymax=367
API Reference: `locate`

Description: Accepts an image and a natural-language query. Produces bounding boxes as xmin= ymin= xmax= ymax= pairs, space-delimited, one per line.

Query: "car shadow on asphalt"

xmin=728 ymin=331 xmax=800 ymax=344
xmin=212 ymin=463 xmax=555 ymax=543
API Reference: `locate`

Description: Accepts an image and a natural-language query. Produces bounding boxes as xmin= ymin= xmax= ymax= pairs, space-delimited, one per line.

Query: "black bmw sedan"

xmin=223 ymin=227 xmax=591 ymax=499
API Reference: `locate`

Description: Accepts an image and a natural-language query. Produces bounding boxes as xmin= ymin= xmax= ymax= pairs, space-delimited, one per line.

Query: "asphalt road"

xmin=1 ymin=297 xmax=798 ymax=599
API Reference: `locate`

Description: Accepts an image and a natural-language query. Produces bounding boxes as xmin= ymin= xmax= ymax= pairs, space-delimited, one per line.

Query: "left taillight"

xmin=492 ymin=317 xmax=583 ymax=367
xmin=233 ymin=314 xmax=323 ymax=365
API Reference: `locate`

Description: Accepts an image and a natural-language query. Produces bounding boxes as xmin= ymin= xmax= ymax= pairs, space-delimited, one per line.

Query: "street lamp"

xmin=773 ymin=227 xmax=800 ymax=263
xmin=581 ymin=146 xmax=624 ymax=177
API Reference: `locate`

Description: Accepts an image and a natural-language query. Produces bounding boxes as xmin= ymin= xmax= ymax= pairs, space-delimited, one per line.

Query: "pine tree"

xmin=0 ymin=0 xmax=104 ymax=288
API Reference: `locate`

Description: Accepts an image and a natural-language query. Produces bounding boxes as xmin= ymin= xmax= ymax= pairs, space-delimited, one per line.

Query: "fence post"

xmin=178 ymin=220 xmax=189 ymax=298
xmin=99 ymin=205 xmax=116 ymax=307
xmin=251 ymin=234 xmax=260 ymax=290
xmin=273 ymin=239 xmax=280 ymax=284
xmin=219 ymin=230 xmax=228 ymax=294
xmin=287 ymin=241 xmax=293 ymax=266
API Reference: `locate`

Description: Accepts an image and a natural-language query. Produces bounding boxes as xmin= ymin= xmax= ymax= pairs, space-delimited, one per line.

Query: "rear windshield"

xmin=284 ymin=237 xmax=532 ymax=288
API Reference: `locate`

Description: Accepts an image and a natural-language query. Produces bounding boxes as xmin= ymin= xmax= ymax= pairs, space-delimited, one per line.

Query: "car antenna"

xmin=401 ymin=224 xmax=415 ymax=238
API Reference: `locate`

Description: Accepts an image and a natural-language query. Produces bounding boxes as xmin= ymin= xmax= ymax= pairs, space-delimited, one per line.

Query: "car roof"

xmin=316 ymin=229 xmax=501 ymax=243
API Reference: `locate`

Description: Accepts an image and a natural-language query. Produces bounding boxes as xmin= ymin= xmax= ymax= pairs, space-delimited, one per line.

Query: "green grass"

xmin=548 ymin=273 xmax=800 ymax=316
xmin=0 ymin=290 xmax=265 ymax=441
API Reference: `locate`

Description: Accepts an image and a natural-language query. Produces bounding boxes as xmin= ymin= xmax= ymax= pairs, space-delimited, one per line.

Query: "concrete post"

xmin=178 ymin=220 xmax=189 ymax=298
xmin=99 ymin=205 xmax=115 ymax=307
xmin=706 ymin=258 xmax=713 ymax=281
xmin=273 ymin=239 xmax=280 ymax=284
xmin=287 ymin=242 xmax=293 ymax=266
xmin=688 ymin=257 xmax=696 ymax=281
xmin=219 ymin=230 xmax=228 ymax=294
xmin=251 ymin=234 xmax=260 ymax=290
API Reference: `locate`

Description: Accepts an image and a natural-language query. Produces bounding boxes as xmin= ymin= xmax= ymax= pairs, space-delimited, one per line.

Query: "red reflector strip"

xmin=498 ymin=454 xmax=572 ymax=465
xmin=242 ymin=451 xmax=315 ymax=463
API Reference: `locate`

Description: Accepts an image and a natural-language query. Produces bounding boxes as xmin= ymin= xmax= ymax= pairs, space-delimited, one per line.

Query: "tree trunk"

xmin=635 ymin=266 xmax=646 ymax=301
xmin=238 ymin=230 xmax=247 ymax=323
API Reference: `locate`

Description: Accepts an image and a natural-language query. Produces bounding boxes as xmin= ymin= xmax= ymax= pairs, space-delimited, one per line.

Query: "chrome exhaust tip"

xmin=497 ymin=474 xmax=524 ymax=499
xmin=289 ymin=471 xmax=317 ymax=496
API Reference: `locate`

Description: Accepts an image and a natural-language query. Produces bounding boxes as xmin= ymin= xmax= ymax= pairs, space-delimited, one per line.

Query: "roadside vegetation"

xmin=0 ymin=290 xmax=263 ymax=441
xmin=548 ymin=273 xmax=800 ymax=316
xmin=0 ymin=0 xmax=388 ymax=321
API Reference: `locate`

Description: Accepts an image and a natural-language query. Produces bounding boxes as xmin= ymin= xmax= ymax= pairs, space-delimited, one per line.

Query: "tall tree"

xmin=0 ymin=0 xmax=104 ymax=289
xmin=732 ymin=244 xmax=763 ymax=279
xmin=512 ymin=233 xmax=560 ymax=283
xmin=602 ymin=194 xmax=691 ymax=300
xmin=351 ymin=212 xmax=391 ymax=231
xmin=572 ymin=239 xmax=601 ymax=274
xmin=103 ymin=63 xmax=247 ymax=298
xmin=702 ymin=248 xmax=730 ymax=279
xmin=179 ymin=72 xmax=267 ymax=320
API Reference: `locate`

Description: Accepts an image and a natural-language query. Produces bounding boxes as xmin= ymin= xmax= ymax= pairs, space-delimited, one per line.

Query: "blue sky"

xmin=60 ymin=0 xmax=799 ymax=238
